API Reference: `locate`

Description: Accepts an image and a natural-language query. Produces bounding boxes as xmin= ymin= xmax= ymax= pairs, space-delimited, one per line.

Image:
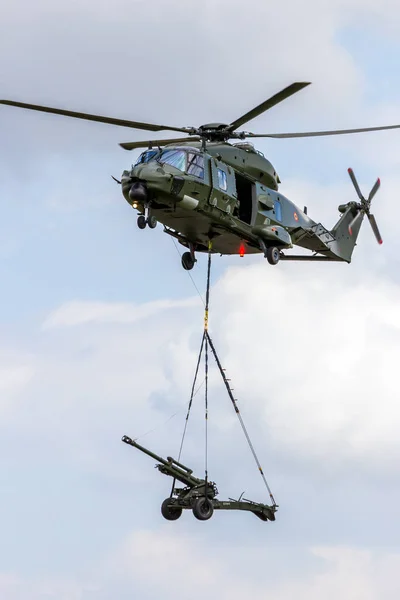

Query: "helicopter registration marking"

xmin=181 ymin=195 xmax=199 ymax=210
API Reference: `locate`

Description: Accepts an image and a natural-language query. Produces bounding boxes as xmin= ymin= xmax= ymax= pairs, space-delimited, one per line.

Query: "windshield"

xmin=187 ymin=151 xmax=204 ymax=178
xmin=160 ymin=149 xmax=186 ymax=171
xmin=134 ymin=149 xmax=159 ymax=166
xmin=160 ymin=148 xmax=204 ymax=178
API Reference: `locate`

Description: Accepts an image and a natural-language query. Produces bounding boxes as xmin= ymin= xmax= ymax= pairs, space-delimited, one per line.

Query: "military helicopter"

xmin=1 ymin=82 xmax=394 ymax=270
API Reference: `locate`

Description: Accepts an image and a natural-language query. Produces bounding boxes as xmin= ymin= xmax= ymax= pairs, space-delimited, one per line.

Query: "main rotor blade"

xmin=120 ymin=137 xmax=201 ymax=150
xmin=227 ymin=82 xmax=311 ymax=132
xmin=368 ymin=178 xmax=381 ymax=203
xmin=246 ymin=123 xmax=400 ymax=139
xmin=0 ymin=99 xmax=189 ymax=133
xmin=348 ymin=211 xmax=363 ymax=236
xmin=348 ymin=168 xmax=364 ymax=201
xmin=368 ymin=213 xmax=383 ymax=244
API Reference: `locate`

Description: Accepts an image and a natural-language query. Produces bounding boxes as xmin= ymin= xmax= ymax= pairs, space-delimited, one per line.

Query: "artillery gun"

xmin=122 ymin=435 xmax=277 ymax=522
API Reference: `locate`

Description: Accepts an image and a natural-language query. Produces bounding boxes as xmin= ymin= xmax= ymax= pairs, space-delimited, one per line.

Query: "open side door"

xmin=234 ymin=171 xmax=257 ymax=226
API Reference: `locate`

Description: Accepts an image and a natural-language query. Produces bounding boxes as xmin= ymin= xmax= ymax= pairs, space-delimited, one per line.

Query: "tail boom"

xmin=327 ymin=169 xmax=382 ymax=262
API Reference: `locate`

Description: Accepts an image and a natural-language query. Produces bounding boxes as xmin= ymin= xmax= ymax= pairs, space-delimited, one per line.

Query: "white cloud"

xmin=2 ymin=534 xmax=400 ymax=599
xmin=42 ymin=297 xmax=200 ymax=329
xmin=0 ymin=573 xmax=96 ymax=600
xmin=110 ymin=528 xmax=400 ymax=600
xmin=205 ymin=262 xmax=400 ymax=471
xmin=0 ymin=362 xmax=35 ymax=416
xmin=275 ymin=546 xmax=400 ymax=600
xmin=0 ymin=365 xmax=34 ymax=394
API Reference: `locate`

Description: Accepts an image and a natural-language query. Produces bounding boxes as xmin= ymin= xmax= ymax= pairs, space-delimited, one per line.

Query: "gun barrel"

xmin=122 ymin=435 xmax=204 ymax=488
xmin=157 ymin=463 xmax=204 ymax=487
xmin=166 ymin=456 xmax=193 ymax=474
xmin=121 ymin=435 xmax=170 ymax=467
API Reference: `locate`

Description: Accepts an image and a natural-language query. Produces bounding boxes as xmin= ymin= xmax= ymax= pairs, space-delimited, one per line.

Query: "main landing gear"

xmin=181 ymin=252 xmax=195 ymax=271
xmin=258 ymin=239 xmax=281 ymax=265
xmin=266 ymin=246 xmax=280 ymax=265
xmin=181 ymin=244 xmax=196 ymax=271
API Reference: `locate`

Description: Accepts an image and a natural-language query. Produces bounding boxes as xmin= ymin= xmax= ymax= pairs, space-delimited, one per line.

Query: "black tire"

xmin=181 ymin=251 xmax=195 ymax=271
xmin=161 ymin=498 xmax=182 ymax=521
xmin=137 ymin=215 xmax=147 ymax=229
xmin=147 ymin=215 xmax=157 ymax=229
xmin=192 ymin=497 xmax=214 ymax=521
xmin=266 ymin=246 xmax=280 ymax=265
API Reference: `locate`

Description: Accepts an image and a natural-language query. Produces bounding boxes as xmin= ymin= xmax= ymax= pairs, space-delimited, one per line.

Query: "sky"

xmin=1 ymin=0 xmax=400 ymax=598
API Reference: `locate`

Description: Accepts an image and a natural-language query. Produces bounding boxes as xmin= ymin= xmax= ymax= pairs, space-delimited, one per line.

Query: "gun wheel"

xmin=161 ymin=498 xmax=182 ymax=521
xmin=192 ymin=497 xmax=214 ymax=521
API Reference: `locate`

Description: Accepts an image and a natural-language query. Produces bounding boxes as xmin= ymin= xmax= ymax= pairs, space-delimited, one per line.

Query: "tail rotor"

xmin=347 ymin=168 xmax=383 ymax=245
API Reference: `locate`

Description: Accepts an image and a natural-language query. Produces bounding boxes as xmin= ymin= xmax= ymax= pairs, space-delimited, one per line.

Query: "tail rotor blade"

xmin=348 ymin=168 xmax=364 ymax=201
xmin=368 ymin=178 xmax=381 ymax=203
xmin=368 ymin=213 xmax=383 ymax=245
xmin=348 ymin=210 xmax=363 ymax=236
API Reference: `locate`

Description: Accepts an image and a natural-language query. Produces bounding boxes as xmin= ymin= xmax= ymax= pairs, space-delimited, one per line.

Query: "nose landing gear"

xmin=147 ymin=215 xmax=157 ymax=229
xmin=136 ymin=202 xmax=157 ymax=230
xmin=137 ymin=215 xmax=147 ymax=229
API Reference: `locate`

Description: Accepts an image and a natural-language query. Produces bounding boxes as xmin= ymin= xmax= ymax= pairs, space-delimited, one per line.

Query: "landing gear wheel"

xmin=161 ymin=498 xmax=182 ymax=521
xmin=181 ymin=251 xmax=195 ymax=271
xmin=266 ymin=246 xmax=280 ymax=265
xmin=147 ymin=215 xmax=157 ymax=229
xmin=192 ymin=497 xmax=214 ymax=521
xmin=137 ymin=215 xmax=147 ymax=229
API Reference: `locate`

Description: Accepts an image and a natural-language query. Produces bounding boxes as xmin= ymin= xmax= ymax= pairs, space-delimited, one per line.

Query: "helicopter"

xmin=1 ymin=81 xmax=394 ymax=270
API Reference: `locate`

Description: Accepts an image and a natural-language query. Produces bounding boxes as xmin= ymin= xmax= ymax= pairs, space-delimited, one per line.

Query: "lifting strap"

xmin=174 ymin=241 xmax=276 ymax=506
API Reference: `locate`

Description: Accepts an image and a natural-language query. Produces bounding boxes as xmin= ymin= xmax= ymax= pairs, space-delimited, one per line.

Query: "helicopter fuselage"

xmin=121 ymin=141 xmax=333 ymax=262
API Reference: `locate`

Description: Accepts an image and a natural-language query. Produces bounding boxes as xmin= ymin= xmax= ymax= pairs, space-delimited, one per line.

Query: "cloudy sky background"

xmin=1 ymin=0 xmax=400 ymax=598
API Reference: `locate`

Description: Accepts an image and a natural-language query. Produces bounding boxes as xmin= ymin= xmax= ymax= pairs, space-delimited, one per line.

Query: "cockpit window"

xmin=134 ymin=149 xmax=159 ymax=166
xmin=160 ymin=149 xmax=186 ymax=172
xmin=187 ymin=152 xmax=204 ymax=179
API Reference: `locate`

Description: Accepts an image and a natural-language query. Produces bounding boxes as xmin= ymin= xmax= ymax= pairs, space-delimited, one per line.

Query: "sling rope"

xmin=204 ymin=332 xmax=209 ymax=486
xmin=170 ymin=331 xmax=205 ymax=497
xmin=174 ymin=240 xmax=276 ymax=506
xmin=205 ymin=330 xmax=276 ymax=506
xmin=203 ymin=241 xmax=212 ymax=487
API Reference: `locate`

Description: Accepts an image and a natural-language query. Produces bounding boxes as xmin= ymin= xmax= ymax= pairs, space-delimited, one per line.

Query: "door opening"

xmin=235 ymin=173 xmax=253 ymax=225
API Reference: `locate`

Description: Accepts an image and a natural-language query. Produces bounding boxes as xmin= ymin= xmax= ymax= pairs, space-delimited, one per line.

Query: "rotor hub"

xmin=197 ymin=123 xmax=238 ymax=142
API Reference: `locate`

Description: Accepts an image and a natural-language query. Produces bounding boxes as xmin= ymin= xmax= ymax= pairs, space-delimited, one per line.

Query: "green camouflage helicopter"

xmin=1 ymin=82 xmax=392 ymax=270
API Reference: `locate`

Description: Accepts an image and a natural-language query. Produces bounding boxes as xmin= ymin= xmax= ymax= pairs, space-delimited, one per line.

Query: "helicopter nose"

xmin=129 ymin=182 xmax=147 ymax=204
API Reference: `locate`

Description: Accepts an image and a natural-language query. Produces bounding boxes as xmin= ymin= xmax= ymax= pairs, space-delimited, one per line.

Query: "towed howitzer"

xmin=122 ymin=435 xmax=277 ymax=522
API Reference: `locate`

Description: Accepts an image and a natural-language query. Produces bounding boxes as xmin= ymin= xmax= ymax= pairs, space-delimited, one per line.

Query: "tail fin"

xmin=329 ymin=168 xmax=382 ymax=262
